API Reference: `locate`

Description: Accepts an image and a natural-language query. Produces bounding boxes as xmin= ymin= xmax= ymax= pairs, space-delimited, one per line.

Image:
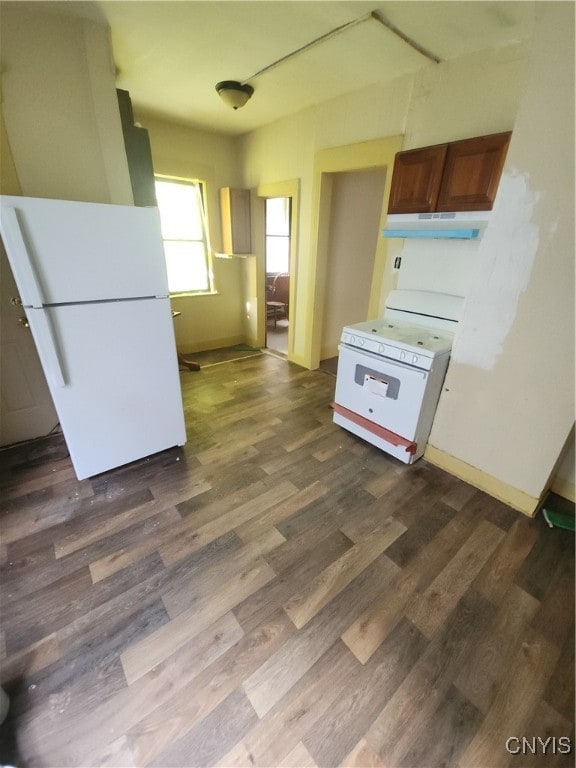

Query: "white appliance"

xmin=332 ymin=289 xmax=463 ymax=464
xmin=381 ymin=211 xmax=489 ymax=239
xmin=0 ymin=195 xmax=186 ymax=480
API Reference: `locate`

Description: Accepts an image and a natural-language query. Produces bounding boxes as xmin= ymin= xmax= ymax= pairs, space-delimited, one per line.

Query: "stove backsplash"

xmin=395 ymin=238 xmax=481 ymax=298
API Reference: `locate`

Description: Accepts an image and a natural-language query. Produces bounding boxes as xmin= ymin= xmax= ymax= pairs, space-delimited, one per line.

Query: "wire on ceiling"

xmin=370 ymin=10 xmax=442 ymax=64
xmin=246 ymin=8 xmax=441 ymax=83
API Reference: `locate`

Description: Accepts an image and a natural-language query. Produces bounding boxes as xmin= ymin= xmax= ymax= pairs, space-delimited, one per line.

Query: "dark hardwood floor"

xmin=0 ymin=352 xmax=574 ymax=768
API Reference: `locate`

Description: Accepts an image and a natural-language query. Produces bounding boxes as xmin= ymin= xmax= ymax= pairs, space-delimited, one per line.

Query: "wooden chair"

xmin=266 ymin=273 xmax=289 ymax=327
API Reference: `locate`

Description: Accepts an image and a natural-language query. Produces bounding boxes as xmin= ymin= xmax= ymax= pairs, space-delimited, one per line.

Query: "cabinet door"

xmin=436 ymin=132 xmax=511 ymax=212
xmin=123 ymin=127 xmax=158 ymax=207
xmin=117 ymin=89 xmax=157 ymax=207
xmin=388 ymin=144 xmax=448 ymax=214
xmin=220 ymin=188 xmax=251 ymax=254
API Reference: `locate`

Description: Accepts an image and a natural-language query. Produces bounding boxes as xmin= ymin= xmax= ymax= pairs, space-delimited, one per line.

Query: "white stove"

xmin=340 ymin=319 xmax=454 ymax=371
xmin=332 ymin=290 xmax=463 ymax=464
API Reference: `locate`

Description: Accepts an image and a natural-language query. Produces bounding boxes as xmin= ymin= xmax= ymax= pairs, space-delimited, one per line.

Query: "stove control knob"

xmin=378 ymin=343 xmax=386 ymax=354
xmin=412 ymin=354 xmax=419 ymax=364
xmin=400 ymin=351 xmax=406 ymax=360
xmin=357 ymin=337 xmax=365 ymax=346
xmin=349 ymin=335 xmax=356 ymax=345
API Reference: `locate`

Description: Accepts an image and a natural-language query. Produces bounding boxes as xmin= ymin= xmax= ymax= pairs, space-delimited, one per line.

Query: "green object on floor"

xmin=541 ymin=492 xmax=576 ymax=532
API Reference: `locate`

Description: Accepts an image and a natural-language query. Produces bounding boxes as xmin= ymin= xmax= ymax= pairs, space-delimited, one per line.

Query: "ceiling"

xmin=68 ymin=1 xmax=535 ymax=136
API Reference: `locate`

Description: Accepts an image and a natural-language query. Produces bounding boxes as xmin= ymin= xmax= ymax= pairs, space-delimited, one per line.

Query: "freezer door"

xmin=26 ymin=297 xmax=186 ymax=480
xmin=0 ymin=196 xmax=169 ymax=305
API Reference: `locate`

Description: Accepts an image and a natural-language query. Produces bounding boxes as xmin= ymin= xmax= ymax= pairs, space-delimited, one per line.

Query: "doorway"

xmin=303 ymin=135 xmax=403 ymax=370
xmin=320 ymin=167 xmax=387 ymax=364
xmin=265 ymin=196 xmax=291 ymax=355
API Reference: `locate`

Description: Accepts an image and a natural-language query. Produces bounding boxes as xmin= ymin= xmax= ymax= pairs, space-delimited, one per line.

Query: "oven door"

xmin=334 ymin=343 xmax=429 ymax=440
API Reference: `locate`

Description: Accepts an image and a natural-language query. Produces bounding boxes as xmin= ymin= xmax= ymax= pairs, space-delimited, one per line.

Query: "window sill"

xmin=170 ymin=290 xmax=220 ymax=298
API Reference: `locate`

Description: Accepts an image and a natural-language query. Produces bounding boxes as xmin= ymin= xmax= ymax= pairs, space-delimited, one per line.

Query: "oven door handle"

xmin=338 ymin=342 xmax=430 ymax=375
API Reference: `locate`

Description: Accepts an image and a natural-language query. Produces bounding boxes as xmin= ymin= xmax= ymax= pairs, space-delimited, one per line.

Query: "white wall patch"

xmin=451 ymin=170 xmax=540 ymax=370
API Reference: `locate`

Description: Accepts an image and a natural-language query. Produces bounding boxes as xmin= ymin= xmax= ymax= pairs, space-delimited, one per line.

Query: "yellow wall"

xmin=0 ymin=110 xmax=22 ymax=196
xmin=404 ymin=43 xmax=530 ymax=148
xmin=1 ymin=3 xmax=132 ymax=204
xmin=427 ymin=3 xmax=575 ymax=513
xmin=306 ymin=138 xmax=402 ymax=369
xmin=239 ymin=8 xmax=573 ymax=513
xmin=240 ymin=44 xmax=529 ymax=369
xmin=550 ymin=430 xmax=575 ymax=503
xmin=240 ymin=76 xmax=412 ymax=367
xmin=135 ymin=114 xmax=247 ymax=353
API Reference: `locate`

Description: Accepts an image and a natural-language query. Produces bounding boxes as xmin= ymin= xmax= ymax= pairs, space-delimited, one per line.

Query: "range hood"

xmin=382 ymin=211 xmax=490 ymax=240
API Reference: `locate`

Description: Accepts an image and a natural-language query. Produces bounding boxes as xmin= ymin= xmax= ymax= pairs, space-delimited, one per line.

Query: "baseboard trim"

xmin=179 ymin=336 xmax=246 ymax=354
xmin=424 ymin=444 xmax=542 ymax=517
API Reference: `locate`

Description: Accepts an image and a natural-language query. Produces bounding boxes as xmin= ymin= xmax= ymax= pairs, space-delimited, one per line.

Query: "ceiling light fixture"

xmin=215 ymin=80 xmax=254 ymax=110
xmin=215 ymin=9 xmax=439 ymax=113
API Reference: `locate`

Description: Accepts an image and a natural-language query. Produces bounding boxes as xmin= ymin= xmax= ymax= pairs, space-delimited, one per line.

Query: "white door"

xmin=0 ymin=240 xmax=58 ymax=446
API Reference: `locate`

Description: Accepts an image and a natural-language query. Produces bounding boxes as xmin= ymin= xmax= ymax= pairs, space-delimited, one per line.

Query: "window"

xmin=265 ymin=197 xmax=291 ymax=274
xmin=155 ymin=177 xmax=213 ymax=294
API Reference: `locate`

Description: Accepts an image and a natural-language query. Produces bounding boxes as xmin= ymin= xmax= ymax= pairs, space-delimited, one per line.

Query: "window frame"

xmin=265 ymin=196 xmax=292 ymax=275
xmin=154 ymin=174 xmax=215 ymax=296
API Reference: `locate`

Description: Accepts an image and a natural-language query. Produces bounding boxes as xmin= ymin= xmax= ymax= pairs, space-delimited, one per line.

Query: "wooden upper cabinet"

xmin=220 ymin=187 xmax=252 ymax=254
xmin=436 ymin=132 xmax=511 ymax=211
xmin=388 ymin=144 xmax=448 ymax=214
xmin=388 ymin=132 xmax=511 ymax=214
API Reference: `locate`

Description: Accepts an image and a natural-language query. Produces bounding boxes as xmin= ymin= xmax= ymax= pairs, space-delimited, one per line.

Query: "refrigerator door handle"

xmin=28 ymin=310 xmax=66 ymax=388
xmin=1 ymin=207 xmax=45 ymax=308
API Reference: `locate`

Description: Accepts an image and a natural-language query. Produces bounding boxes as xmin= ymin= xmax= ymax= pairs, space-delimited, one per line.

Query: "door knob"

xmin=18 ymin=317 xmax=30 ymax=328
xmin=10 ymin=297 xmax=22 ymax=306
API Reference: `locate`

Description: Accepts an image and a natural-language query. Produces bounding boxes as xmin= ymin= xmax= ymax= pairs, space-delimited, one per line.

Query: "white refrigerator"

xmin=0 ymin=195 xmax=187 ymax=480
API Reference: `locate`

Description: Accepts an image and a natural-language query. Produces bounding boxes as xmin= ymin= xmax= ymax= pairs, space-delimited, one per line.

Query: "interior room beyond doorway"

xmin=265 ymin=196 xmax=291 ymax=355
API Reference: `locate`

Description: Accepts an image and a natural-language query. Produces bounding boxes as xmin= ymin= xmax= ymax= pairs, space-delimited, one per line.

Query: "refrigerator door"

xmin=0 ymin=196 xmax=169 ymax=305
xmin=26 ymin=297 xmax=186 ymax=479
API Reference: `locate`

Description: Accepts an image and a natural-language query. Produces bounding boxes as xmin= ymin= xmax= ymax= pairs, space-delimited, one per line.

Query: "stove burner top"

xmin=341 ymin=318 xmax=454 ymax=358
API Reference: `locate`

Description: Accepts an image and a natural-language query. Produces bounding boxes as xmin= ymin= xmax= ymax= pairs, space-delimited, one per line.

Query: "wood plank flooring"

xmin=0 ymin=352 xmax=574 ymax=768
